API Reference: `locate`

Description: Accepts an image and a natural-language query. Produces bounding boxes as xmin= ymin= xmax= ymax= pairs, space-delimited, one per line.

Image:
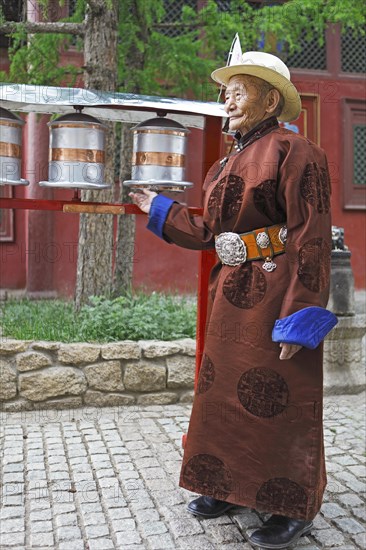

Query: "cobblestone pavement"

xmin=0 ymin=392 xmax=365 ymax=550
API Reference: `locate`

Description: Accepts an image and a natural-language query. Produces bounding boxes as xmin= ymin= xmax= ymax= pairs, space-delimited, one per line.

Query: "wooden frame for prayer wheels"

xmin=0 ymin=85 xmax=225 ymax=449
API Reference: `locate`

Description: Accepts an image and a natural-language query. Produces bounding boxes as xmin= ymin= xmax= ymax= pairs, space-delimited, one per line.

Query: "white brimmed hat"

xmin=211 ymin=51 xmax=301 ymax=122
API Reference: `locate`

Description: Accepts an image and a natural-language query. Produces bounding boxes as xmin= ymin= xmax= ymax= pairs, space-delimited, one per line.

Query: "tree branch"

xmin=0 ymin=21 xmax=85 ymax=36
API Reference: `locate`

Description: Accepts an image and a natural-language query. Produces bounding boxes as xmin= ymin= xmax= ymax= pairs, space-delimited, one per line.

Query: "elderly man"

xmin=130 ymin=51 xmax=337 ymax=549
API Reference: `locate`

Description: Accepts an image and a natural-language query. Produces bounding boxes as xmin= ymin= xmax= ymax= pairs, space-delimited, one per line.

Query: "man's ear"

xmin=266 ymin=88 xmax=281 ymax=114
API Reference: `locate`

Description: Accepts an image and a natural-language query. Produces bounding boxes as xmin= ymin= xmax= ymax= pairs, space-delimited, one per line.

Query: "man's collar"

xmin=234 ymin=116 xmax=279 ymax=151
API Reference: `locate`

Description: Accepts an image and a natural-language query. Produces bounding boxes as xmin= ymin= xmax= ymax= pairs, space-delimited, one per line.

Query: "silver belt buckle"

xmin=215 ymin=232 xmax=247 ymax=266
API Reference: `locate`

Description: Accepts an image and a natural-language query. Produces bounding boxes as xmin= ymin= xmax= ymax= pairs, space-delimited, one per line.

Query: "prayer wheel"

xmin=39 ymin=112 xmax=110 ymax=189
xmin=123 ymin=116 xmax=193 ymax=192
xmin=0 ymin=107 xmax=29 ymax=186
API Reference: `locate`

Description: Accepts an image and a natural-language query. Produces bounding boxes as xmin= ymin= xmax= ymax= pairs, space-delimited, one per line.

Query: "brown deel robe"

xmin=161 ymin=118 xmax=332 ymax=521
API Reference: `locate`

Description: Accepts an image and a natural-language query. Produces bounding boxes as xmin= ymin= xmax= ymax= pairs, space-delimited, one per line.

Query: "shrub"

xmin=0 ymin=293 xmax=197 ymax=343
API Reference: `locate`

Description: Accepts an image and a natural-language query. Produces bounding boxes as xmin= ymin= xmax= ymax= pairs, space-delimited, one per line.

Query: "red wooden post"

xmin=195 ymin=116 xmax=223 ymax=386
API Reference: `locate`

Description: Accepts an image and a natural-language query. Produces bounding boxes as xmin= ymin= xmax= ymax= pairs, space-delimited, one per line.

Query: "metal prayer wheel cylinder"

xmin=0 ymin=107 xmax=29 ymax=185
xmin=39 ymin=112 xmax=110 ymax=189
xmin=123 ymin=116 xmax=193 ymax=192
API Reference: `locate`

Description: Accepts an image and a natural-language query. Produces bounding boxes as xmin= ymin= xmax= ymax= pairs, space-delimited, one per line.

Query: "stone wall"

xmin=0 ymin=339 xmax=196 ymax=412
xmin=1 ymin=315 xmax=365 ymax=412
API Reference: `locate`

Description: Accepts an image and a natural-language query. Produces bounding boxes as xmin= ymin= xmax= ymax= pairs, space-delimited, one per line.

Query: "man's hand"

xmin=129 ymin=189 xmax=157 ymax=215
xmin=279 ymin=342 xmax=302 ymax=360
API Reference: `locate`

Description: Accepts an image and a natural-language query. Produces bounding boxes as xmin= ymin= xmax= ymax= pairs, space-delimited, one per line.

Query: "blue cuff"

xmin=146 ymin=194 xmax=175 ymax=239
xmin=272 ymin=307 xmax=338 ymax=349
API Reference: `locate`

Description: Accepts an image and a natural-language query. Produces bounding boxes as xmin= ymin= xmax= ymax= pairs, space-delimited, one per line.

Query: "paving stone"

xmin=3 ymin=463 xmax=24 ymax=473
xmin=348 ymin=464 xmax=366 ymax=477
xmin=111 ymin=517 xmax=136 ymax=532
xmin=0 ymin=506 xmax=25 ymax=520
xmin=231 ymin=510 xmax=262 ymax=529
xmin=82 ymin=512 xmax=107 ymax=525
xmin=55 ymin=513 xmax=78 ymax=527
xmin=312 ymin=527 xmax=345 ymax=546
xmin=312 ymin=514 xmax=331 ymax=529
xmin=31 ymin=520 xmax=53 ymax=532
xmin=333 ymin=455 xmax=359 ymax=466
xmin=84 ymin=523 xmax=110 ymax=538
xmin=321 ymin=502 xmax=347 ymax=518
xmin=176 ymin=535 xmax=216 ymax=549
xmin=353 ymin=506 xmax=366 ymax=522
xmin=145 ymin=533 xmax=176 ymax=549
xmin=140 ymin=467 xmax=167 ymax=479
xmin=86 ymin=539 xmax=115 ymax=550
xmin=52 ymin=503 xmax=76 ymax=515
xmin=0 ymin=517 xmax=24 ymax=532
xmin=333 ymin=471 xmax=366 ymax=493
xmin=56 ymin=525 xmax=83 ymax=540
xmin=337 ymin=493 xmax=364 ymax=507
xmin=0 ymin=394 xmax=365 ymax=550
xmin=333 ymin=517 xmax=365 ymax=534
xmin=0 ymin=532 xmax=25 ymax=546
xmin=205 ymin=524 xmax=245 ymax=544
xmin=115 ymin=530 xmax=142 ymax=546
xmin=153 ymin=490 xmax=186 ymax=507
xmin=107 ymin=507 xmax=132 ymax=520
xmin=169 ymin=518 xmax=204 ymax=538
xmin=353 ymin=532 xmax=366 ymax=547
xmin=58 ymin=541 xmax=85 ymax=550
xmin=140 ymin=520 xmax=168 ymax=536
xmin=29 ymin=531 xmax=55 ymax=547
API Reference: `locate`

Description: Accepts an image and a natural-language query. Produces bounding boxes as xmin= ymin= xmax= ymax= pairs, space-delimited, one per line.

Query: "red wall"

xmin=292 ymin=72 xmax=366 ymax=289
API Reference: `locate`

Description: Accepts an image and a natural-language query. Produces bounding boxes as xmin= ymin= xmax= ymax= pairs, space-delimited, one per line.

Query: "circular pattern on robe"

xmin=298 ymin=237 xmax=330 ymax=292
xmin=207 ymin=176 xmax=226 ymax=218
xmin=256 ymin=478 xmax=308 ymax=517
xmin=207 ymin=174 xmax=245 ymax=221
xmin=223 ymin=264 xmax=267 ymax=309
xmin=237 ymin=367 xmax=289 ymax=417
xmin=182 ymin=454 xmax=234 ymax=500
xmin=300 ymin=162 xmax=330 ymax=213
xmin=253 ymin=179 xmax=285 ymax=221
xmin=197 ymin=354 xmax=215 ymax=394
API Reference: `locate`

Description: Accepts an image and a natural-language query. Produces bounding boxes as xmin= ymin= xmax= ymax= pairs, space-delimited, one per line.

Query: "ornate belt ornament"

xmin=215 ymin=232 xmax=247 ymax=267
xmin=215 ymin=224 xmax=287 ymax=272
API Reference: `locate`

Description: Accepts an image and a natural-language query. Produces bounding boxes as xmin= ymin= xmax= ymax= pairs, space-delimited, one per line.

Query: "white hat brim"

xmin=211 ymin=64 xmax=301 ymax=122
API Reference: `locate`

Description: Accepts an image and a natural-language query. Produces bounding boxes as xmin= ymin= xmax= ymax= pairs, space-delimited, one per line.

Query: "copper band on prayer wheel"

xmin=0 ymin=120 xmax=23 ymax=128
xmin=135 ymin=129 xmax=186 ymax=137
xmin=49 ymin=148 xmax=105 ymax=163
xmin=0 ymin=142 xmax=22 ymax=158
xmin=132 ymin=151 xmax=185 ymax=167
xmin=50 ymin=123 xmax=106 ymax=131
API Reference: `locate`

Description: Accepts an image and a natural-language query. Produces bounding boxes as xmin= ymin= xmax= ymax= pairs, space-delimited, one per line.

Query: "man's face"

xmin=224 ymin=74 xmax=270 ymax=135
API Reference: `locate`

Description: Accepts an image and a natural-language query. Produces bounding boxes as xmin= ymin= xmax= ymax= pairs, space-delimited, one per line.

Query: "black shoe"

xmin=249 ymin=515 xmax=313 ymax=549
xmin=187 ymin=495 xmax=236 ymax=518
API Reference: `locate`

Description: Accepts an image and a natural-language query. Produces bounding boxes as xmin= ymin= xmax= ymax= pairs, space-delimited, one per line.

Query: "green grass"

xmin=0 ymin=293 xmax=197 ymax=343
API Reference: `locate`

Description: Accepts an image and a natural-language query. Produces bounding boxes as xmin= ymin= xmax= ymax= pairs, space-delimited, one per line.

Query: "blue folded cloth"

xmin=272 ymin=306 xmax=338 ymax=349
xmin=147 ymin=194 xmax=175 ymax=239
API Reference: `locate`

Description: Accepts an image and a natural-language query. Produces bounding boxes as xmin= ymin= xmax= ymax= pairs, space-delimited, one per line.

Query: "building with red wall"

xmin=1 ymin=3 xmax=365 ymax=295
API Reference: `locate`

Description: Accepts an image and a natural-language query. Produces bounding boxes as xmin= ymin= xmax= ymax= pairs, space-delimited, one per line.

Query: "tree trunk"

xmin=74 ymin=0 xmax=118 ymax=310
xmin=113 ymin=0 xmax=149 ymax=295
xmin=113 ymin=123 xmax=136 ymax=296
